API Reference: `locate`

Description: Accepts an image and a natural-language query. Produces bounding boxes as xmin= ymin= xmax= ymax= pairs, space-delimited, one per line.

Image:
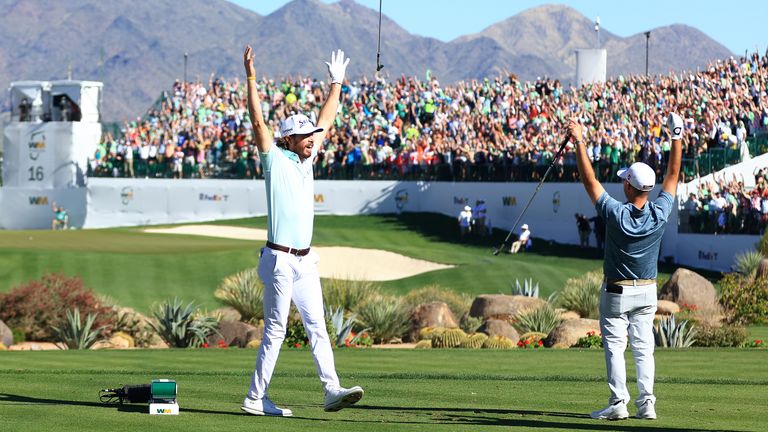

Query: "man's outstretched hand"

xmin=243 ymin=45 xmax=256 ymax=78
xmin=325 ymin=49 xmax=350 ymax=84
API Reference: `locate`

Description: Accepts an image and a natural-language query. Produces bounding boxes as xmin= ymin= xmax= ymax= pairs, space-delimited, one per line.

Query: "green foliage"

xmin=402 ymin=284 xmax=472 ymax=319
xmin=149 ymin=299 xmax=219 ymax=348
xmin=322 ymin=278 xmax=379 ymax=313
xmin=0 ymin=273 xmax=114 ymax=341
xmin=573 ymin=330 xmax=603 ymax=348
xmin=327 ymin=306 xmax=358 ymax=347
xmin=511 ymin=278 xmax=540 ymax=297
xmin=693 ymin=324 xmax=748 ymax=347
xmin=12 ymin=328 xmax=26 ymax=344
xmin=733 ymin=250 xmax=764 ymax=278
xmin=654 ymin=314 xmax=697 ymax=348
xmin=214 ymin=268 xmax=264 ymax=324
xmin=284 ymin=315 xmax=308 ymax=348
xmin=558 ymin=270 xmax=602 ymax=319
xmin=459 ymin=332 xmax=488 ymax=349
xmin=482 ymin=335 xmax=515 ymax=349
xmin=514 ymin=303 xmax=562 ymax=335
xmin=459 ymin=313 xmax=484 ymax=334
xmin=431 ymin=328 xmax=467 ymax=348
xmin=356 ymin=295 xmax=410 ymax=344
xmin=719 ymin=273 xmax=768 ymax=325
xmin=52 ymin=308 xmax=105 ymax=350
xmin=517 ymin=332 xmax=546 ymax=349
xmin=757 ymin=230 xmax=768 ymax=257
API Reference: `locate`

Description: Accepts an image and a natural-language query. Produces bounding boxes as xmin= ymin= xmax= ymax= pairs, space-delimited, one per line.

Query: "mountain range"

xmin=0 ymin=0 xmax=734 ymax=121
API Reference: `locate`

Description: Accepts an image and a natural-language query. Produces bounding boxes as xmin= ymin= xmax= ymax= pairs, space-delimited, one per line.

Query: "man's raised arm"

xmin=315 ymin=49 xmax=350 ymax=143
xmin=662 ymin=113 xmax=684 ymax=196
xmin=243 ymin=45 xmax=273 ymax=154
xmin=569 ymin=117 xmax=605 ymax=204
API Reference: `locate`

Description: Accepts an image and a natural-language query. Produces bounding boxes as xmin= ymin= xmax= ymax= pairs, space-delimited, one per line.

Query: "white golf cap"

xmin=617 ymin=162 xmax=655 ymax=192
xmin=521 ymin=224 xmax=529 ymax=230
xmin=280 ymin=114 xmax=323 ymax=137
xmin=464 ymin=205 xmax=471 ymax=211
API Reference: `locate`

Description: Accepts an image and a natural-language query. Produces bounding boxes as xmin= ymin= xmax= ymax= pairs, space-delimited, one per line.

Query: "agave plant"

xmin=511 ymin=278 xmax=540 ymax=298
xmin=514 ymin=303 xmax=562 ymax=335
xmin=653 ymin=314 xmax=697 ymax=348
xmin=149 ymin=299 xmax=219 ymax=348
xmin=52 ymin=308 xmax=104 ymax=350
xmin=733 ymin=251 xmax=764 ymax=278
xmin=214 ymin=268 xmax=264 ymax=323
xmin=326 ymin=306 xmax=360 ymax=347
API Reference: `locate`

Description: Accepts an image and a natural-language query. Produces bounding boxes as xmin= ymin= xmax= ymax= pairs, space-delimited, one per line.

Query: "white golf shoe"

xmin=323 ymin=386 xmax=364 ymax=412
xmin=636 ymin=400 xmax=657 ymax=419
xmin=590 ymin=401 xmax=629 ymax=420
xmin=241 ymin=397 xmax=293 ymax=417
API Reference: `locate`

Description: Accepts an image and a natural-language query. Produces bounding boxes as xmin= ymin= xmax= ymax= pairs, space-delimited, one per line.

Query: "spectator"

xmin=472 ymin=199 xmax=487 ymax=237
xmin=575 ymin=213 xmax=591 ymax=247
xmin=458 ymin=205 xmax=473 ymax=240
xmin=51 ymin=202 xmax=68 ymax=230
xmin=509 ymin=223 xmax=531 ymax=254
xmin=589 ymin=214 xmax=606 ymax=250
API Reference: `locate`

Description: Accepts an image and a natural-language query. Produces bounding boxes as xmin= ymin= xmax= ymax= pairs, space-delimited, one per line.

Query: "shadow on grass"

xmin=0 ymin=393 xmax=242 ymax=417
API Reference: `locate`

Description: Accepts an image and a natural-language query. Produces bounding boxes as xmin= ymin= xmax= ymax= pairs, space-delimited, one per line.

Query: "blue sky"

xmin=231 ymin=0 xmax=766 ymax=55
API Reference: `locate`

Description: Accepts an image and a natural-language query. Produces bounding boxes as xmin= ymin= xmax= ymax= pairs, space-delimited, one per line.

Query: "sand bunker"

xmin=144 ymin=225 xmax=453 ymax=281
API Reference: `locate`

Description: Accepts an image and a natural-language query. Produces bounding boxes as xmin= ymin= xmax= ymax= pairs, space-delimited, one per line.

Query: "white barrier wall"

xmin=0 ymin=178 xmax=755 ymax=272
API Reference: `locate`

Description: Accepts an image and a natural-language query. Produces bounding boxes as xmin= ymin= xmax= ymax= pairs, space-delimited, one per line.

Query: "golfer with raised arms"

xmin=241 ymin=45 xmax=363 ymax=417
xmin=569 ymin=111 xmax=683 ymax=421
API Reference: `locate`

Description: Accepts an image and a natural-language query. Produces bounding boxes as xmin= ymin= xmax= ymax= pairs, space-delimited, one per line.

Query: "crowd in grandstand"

xmin=91 ymin=51 xmax=768 ymax=187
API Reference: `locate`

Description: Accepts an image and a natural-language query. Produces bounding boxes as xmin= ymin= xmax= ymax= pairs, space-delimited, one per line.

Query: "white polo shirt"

xmin=260 ymin=145 xmax=316 ymax=249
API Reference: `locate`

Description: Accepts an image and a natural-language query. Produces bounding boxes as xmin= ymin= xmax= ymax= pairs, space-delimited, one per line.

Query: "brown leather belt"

xmin=606 ymin=278 xmax=656 ymax=286
xmin=266 ymin=241 xmax=310 ymax=256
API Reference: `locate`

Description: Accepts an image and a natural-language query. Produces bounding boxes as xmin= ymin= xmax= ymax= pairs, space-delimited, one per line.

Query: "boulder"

xmin=8 ymin=342 xmax=63 ymax=351
xmin=478 ymin=318 xmax=519 ymax=342
xmin=545 ymin=318 xmax=600 ymax=349
xmin=656 ymin=300 xmax=680 ymax=315
xmin=557 ymin=310 xmax=581 ymax=321
xmin=469 ymin=295 xmax=547 ymax=320
xmin=214 ymin=307 xmax=242 ymax=322
xmin=0 ymin=320 xmax=13 ymax=347
xmin=659 ymin=269 xmax=717 ymax=310
xmin=407 ymin=302 xmax=458 ymax=342
xmin=206 ymin=320 xmax=258 ymax=348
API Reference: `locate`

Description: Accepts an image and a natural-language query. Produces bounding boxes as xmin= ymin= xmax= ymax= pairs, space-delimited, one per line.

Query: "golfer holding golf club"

xmin=241 ymin=45 xmax=363 ymax=417
xmin=569 ymin=111 xmax=683 ymax=421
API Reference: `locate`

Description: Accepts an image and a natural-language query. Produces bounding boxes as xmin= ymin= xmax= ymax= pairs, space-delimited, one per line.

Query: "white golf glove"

xmin=666 ymin=112 xmax=684 ymax=140
xmin=325 ymin=49 xmax=350 ymax=85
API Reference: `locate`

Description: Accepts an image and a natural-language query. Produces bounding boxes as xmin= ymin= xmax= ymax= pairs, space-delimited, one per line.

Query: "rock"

xmin=478 ymin=318 xmax=519 ymax=342
xmin=214 ymin=307 xmax=242 ymax=322
xmin=469 ymin=295 xmax=547 ymax=320
xmin=545 ymin=318 xmax=600 ymax=348
xmin=407 ymin=302 xmax=458 ymax=342
xmin=656 ymin=300 xmax=680 ymax=315
xmin=8 ymin=342 xmax=63 ymax=351
xmin=206 ymin=320 xmax=258 ymax=348
xmin=659 ymin=268 xmax=717 ymax=310
xmin=0 ymin=320 xmax=12 ymax=347
xmin=557 ymin=310 xmax=580 ymax=320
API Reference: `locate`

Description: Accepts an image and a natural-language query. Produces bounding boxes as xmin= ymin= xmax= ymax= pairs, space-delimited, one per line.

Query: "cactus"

xmin=431 ymin=328 xmax=467 ymax=348
xmin=482 ymin=335 xmax=515 ymax=349
xmin=459 ymin=332 xmax=488 ymax=349
xmin=246 ymin=339 xmax=261 ymax=349
xmin=418 ymin=326 xmax=445 ymax=341
xmin=414 ymin=339 xmax=433 ymax=349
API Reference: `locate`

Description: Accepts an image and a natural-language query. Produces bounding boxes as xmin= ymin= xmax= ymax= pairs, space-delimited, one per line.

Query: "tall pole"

xmin=644 ymin=31 xmax=651 ymax=77
xmin=184 ymin=52 xmax=188 ymax=84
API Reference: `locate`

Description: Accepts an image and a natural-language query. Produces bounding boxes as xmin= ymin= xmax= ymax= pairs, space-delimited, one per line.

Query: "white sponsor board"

xmin=0 ymin=179 xmax=756 ymax=271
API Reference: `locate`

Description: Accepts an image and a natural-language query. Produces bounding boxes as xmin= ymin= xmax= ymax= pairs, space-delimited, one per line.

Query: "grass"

xmin=0 ymin=214 xmax=612 ymax=312
xmin=0 ymin=348 xmax=765 ymax=432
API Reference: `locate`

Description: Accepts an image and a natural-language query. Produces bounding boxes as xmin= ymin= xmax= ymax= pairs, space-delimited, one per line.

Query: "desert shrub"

xmin=284 ymin=316 xmax=308 ymax=348
xmin=719 ymin=273 xmax=768 ymax=325
xmin=459 ymin=313 xmax=483 ymax=334
xmin=402 ymin=284 xmax=472 ymax=319
xmin=573 ymin=330 xmax=603 ymax=348
xmin=0 ymin=273 xmax=114 ymax=341
xmin=653 ymin=314 xmax=697 ymax=348
xmin=514 ymin=303 xmax=562 ymax=335
xmin=52 ymin=308 xmax=104 ymax=350
xmin=558 ymin=270 xmax=602 ymax=319
xmin=112 ymin=307 xmax=160 ymax=348
xmin=733 ymin=251 xmax=764 ymax=278
xmin=757 ymin=230 xmax=768 ymax=256
xmin=214 ymin=268 xmax=264 ymax=324
xmin=355 ymin=295 xmax=410 ymax=344
xmin=322 ymin=278 xmax=379 ymax=312
xmin=692 ymin=324 xmax=748 ymax=347
xmin=149 ymin=299 xmax=219 ymax=348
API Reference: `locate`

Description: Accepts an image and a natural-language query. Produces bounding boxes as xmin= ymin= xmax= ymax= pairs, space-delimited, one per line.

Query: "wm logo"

xmin=314 ymin=194 xmax=324 ymax=203
xmin=29 ymin=196 xmax=49 ymax=205
xmin=502 ymin=196 xmax=517 ymax=206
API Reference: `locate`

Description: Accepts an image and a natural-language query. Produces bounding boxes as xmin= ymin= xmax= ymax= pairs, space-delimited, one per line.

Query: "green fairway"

xmin=0 ymin=349 xmax=765 ymax=432
xmin=0 ymin=214 xmax=610 ymax=313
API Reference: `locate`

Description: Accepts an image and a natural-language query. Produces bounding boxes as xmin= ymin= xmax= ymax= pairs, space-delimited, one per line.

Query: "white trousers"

xmin=248 ymin=247 xmax=340 ymax=400
xmin=599 ymin=282 xmax=657 ymax=408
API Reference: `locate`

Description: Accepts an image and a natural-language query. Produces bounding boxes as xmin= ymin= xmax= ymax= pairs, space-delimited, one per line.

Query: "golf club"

xmin=492 ymin=132 xmax=572 ymax=255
